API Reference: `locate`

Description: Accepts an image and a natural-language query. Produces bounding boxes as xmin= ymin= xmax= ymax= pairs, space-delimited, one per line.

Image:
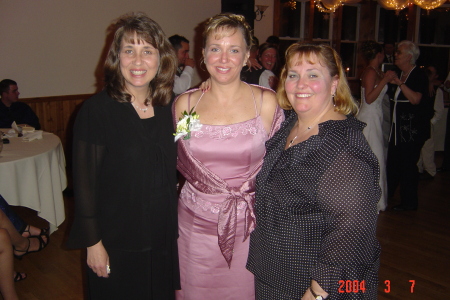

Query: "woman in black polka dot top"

xmin=247 ymin=43 xmax=381 ymax=300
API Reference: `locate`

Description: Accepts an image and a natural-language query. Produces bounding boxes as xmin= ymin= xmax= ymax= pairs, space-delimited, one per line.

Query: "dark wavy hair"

xmin=277 ymin=43 xmax=358 ymax=115
xmin=360 ymin=40 xmax=383 ymax=62
xmin=104 ymin=12 xmax=177 ymax=106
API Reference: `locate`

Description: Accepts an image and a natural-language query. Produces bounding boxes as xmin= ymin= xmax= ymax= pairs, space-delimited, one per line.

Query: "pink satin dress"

xmin=176 ymin=90 xmax=269 ymax=300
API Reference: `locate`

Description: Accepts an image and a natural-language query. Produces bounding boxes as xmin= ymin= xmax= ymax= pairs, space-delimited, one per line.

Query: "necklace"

xmin=287 ymin=108 xmax=332 ymax=148
xmin=288 ymin=122 xmax=314 ymax=148
xmin=369 ymin=66 xmax=383 ymax=78
xmin=132 ymin=102 xmax=148 ymax=113
xmin=401 ymin=65 xmax=415 ymax=79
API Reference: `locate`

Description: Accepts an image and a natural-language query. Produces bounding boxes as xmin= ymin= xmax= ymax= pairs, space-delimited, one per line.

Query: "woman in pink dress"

xmin=173 ymin=13 xmax=284 ymax=300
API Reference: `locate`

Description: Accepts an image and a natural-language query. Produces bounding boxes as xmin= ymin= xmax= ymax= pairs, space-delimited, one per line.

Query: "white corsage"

xmin=174 ymin=108 xmax=202 ymax=142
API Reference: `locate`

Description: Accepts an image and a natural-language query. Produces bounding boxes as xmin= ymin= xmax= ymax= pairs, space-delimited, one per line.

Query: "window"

xmin=376 ymin=7 xmax=408 ymax=43
xmin=340 ymin=5 xmax=360 ymax=78
xmin=416 ymin=5 xmax=450 ymax=81
xmin=278 ymin=1 xmax=304 ymax=39
xmin=417 ymin=5 xmax=450 ymax=45
xmin=313 ymin=7 xmax=332 ymax=41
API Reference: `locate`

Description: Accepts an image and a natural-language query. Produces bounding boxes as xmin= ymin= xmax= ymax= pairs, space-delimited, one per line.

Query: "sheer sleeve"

xmin=67 ymin=98 xmax=107 ymax=248
xmin=268 ymin=105 xmax=284 ymax=139
xmin=311 ymin=147 xmax=380 ymax=298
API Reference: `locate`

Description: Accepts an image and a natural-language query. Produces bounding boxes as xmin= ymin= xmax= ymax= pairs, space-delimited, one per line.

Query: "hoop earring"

xmin=200 ymin=57 xmax=206 ymax=72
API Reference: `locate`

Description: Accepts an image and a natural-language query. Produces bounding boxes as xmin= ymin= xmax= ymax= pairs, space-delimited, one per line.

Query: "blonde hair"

xmin=202 ymin=13 xmax=253 ymax=51
xmin=277 ymin=43 xmax=358 ymax=115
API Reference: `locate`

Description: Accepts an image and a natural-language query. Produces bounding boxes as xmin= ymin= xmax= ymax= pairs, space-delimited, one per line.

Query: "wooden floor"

xmin=5 ymin=154 xmax=450 ymax=299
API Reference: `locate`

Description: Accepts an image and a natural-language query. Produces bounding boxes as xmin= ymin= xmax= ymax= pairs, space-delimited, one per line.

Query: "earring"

xmin=200 ymin=58 xmax=206 ymax=72
xmin=332 ymin=93 xmax=336 ymax=106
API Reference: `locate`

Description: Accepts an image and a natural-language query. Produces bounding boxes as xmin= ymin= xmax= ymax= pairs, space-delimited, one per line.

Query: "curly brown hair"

xmin=360 ymin=40 xmax=383 ymax=62
xmin=104 ymin=12 xmax=177 ymax=106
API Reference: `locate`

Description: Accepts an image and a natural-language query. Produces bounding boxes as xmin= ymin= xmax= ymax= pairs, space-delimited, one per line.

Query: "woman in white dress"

xmin=358 ymin=41 xmax=396 ymax=211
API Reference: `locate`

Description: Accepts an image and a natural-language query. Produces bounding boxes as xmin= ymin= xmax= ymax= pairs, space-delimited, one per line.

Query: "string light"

xmin=286 ymin=0 xmax=297 ymax=10
xmin=413 ymin=0 xmax=447 ymax=10
xmin=314 ymin=0 xmax=343 ymax=13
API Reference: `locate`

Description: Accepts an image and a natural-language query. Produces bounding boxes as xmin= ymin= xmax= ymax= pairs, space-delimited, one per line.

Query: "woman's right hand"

xmin=87 ymin=240 xmax=110 ymax=278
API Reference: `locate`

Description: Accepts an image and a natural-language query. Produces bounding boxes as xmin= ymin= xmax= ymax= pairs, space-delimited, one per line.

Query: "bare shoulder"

xmin=362 ymin=67 xmax=376 ymax=81
xmin=251 ymin=85 xmax=280 ymax=133
xmin=174 ymin=89 xmax=202 ymax=119
xmin=361 ymin=68 xmax=377 ymax=87
xmin=259 ymin=87 xmax=279 ymax=119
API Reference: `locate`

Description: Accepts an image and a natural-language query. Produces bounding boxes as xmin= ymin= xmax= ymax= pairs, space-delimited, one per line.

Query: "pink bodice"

xmin=186 ymin=116 xmax=267 ymax=188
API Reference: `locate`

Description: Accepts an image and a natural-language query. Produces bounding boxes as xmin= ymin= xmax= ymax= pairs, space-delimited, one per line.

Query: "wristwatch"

xmin=309 ymin=287 xmax=328 ymax=300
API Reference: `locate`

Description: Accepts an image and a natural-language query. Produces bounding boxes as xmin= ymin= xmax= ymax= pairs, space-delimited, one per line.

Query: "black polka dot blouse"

xmin=247 ymin=110 xmax=381 ymax=300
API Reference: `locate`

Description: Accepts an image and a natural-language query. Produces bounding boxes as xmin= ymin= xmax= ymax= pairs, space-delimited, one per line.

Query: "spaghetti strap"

xmin=187 ymin=92 xmax=192 ymax=111
xmin=191 ymin=91 xmax=206 ymax=112
xmin=245 ymin=83 xmax=259 ymax=118
xmin=258 ymin=88 xmax=264 ymax=117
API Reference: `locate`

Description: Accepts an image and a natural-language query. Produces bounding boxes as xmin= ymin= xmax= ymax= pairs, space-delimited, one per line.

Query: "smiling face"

xmin=203 ymin=28 xmax=249 ymax=85
xmin=284 ymin=54 xmax=338 ymax=116
xmin=260 ymin=48 xmax=277 ymax=71
xmin=119 ymin=34 xmax=160 ymax=95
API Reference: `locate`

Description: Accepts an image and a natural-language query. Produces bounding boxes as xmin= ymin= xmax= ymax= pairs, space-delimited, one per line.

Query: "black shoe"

xmin=392 ymin=205 xmax=417 ymax=211
xmin=419 ymin=171 xmax=434 ymax=180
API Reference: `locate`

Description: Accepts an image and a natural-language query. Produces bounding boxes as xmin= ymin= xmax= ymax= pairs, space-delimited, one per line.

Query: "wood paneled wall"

xmin=21 ymin=94 xmax=92 ymax=153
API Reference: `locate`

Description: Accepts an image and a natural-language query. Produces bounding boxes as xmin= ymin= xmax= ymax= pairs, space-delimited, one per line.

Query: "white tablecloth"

xmin=0 ymin=131 xmax=67 ymax=233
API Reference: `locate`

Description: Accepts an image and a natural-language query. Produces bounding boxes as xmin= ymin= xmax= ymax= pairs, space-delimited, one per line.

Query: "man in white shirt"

xmin=169 ymin=35 xmax=195 ymax=95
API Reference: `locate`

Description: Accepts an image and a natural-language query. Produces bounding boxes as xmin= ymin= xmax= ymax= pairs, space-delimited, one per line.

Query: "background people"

xmin=417 ymin=65 xmax=445 ymax=179
xmin=383 ymin=41 xmax=395 ymax=64
xmin=0 ymin=228 xmax=20 ymax=300
xmin=169 ymin=34 xmax=195 ymax=95
xmin=387 ymin=40 xmax=434 ymax=211
xmin=0 ymin=206 xmax=50 ymax=299
xmin=357 ymin=40 xmax=396 ymax=211
xmin=242 ymin=43 xmax=279 ymax=90
xmin=437 ymin=71 xmax=450 ymax=172
xmin=0 ymin=194 xmax=48 ymax=239
xmin=67 ymin=12 xmax=180 ymax=299
xmin=0 ymin=79 xmax=40 ymax=129
xmin=247 ymin=43 xmax=381 ymax=299
xmin=174 ymin=13 xmax=283 ymax=300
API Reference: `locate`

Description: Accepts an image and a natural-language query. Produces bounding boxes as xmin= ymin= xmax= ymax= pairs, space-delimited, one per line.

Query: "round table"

xmin=0 ymin=130 xmax=67 ymax=233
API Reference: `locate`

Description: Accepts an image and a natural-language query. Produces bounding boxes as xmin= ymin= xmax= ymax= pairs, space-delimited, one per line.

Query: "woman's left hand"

xmin=199 ymin=78 xmax=211 ymax=93
xmin=247 ymin=57 xmax=262 ymax=71
xmin=301 ymin=289 xmax=315 ymax=300
xmin=301 ymin=280 xmax=329 ymax=300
